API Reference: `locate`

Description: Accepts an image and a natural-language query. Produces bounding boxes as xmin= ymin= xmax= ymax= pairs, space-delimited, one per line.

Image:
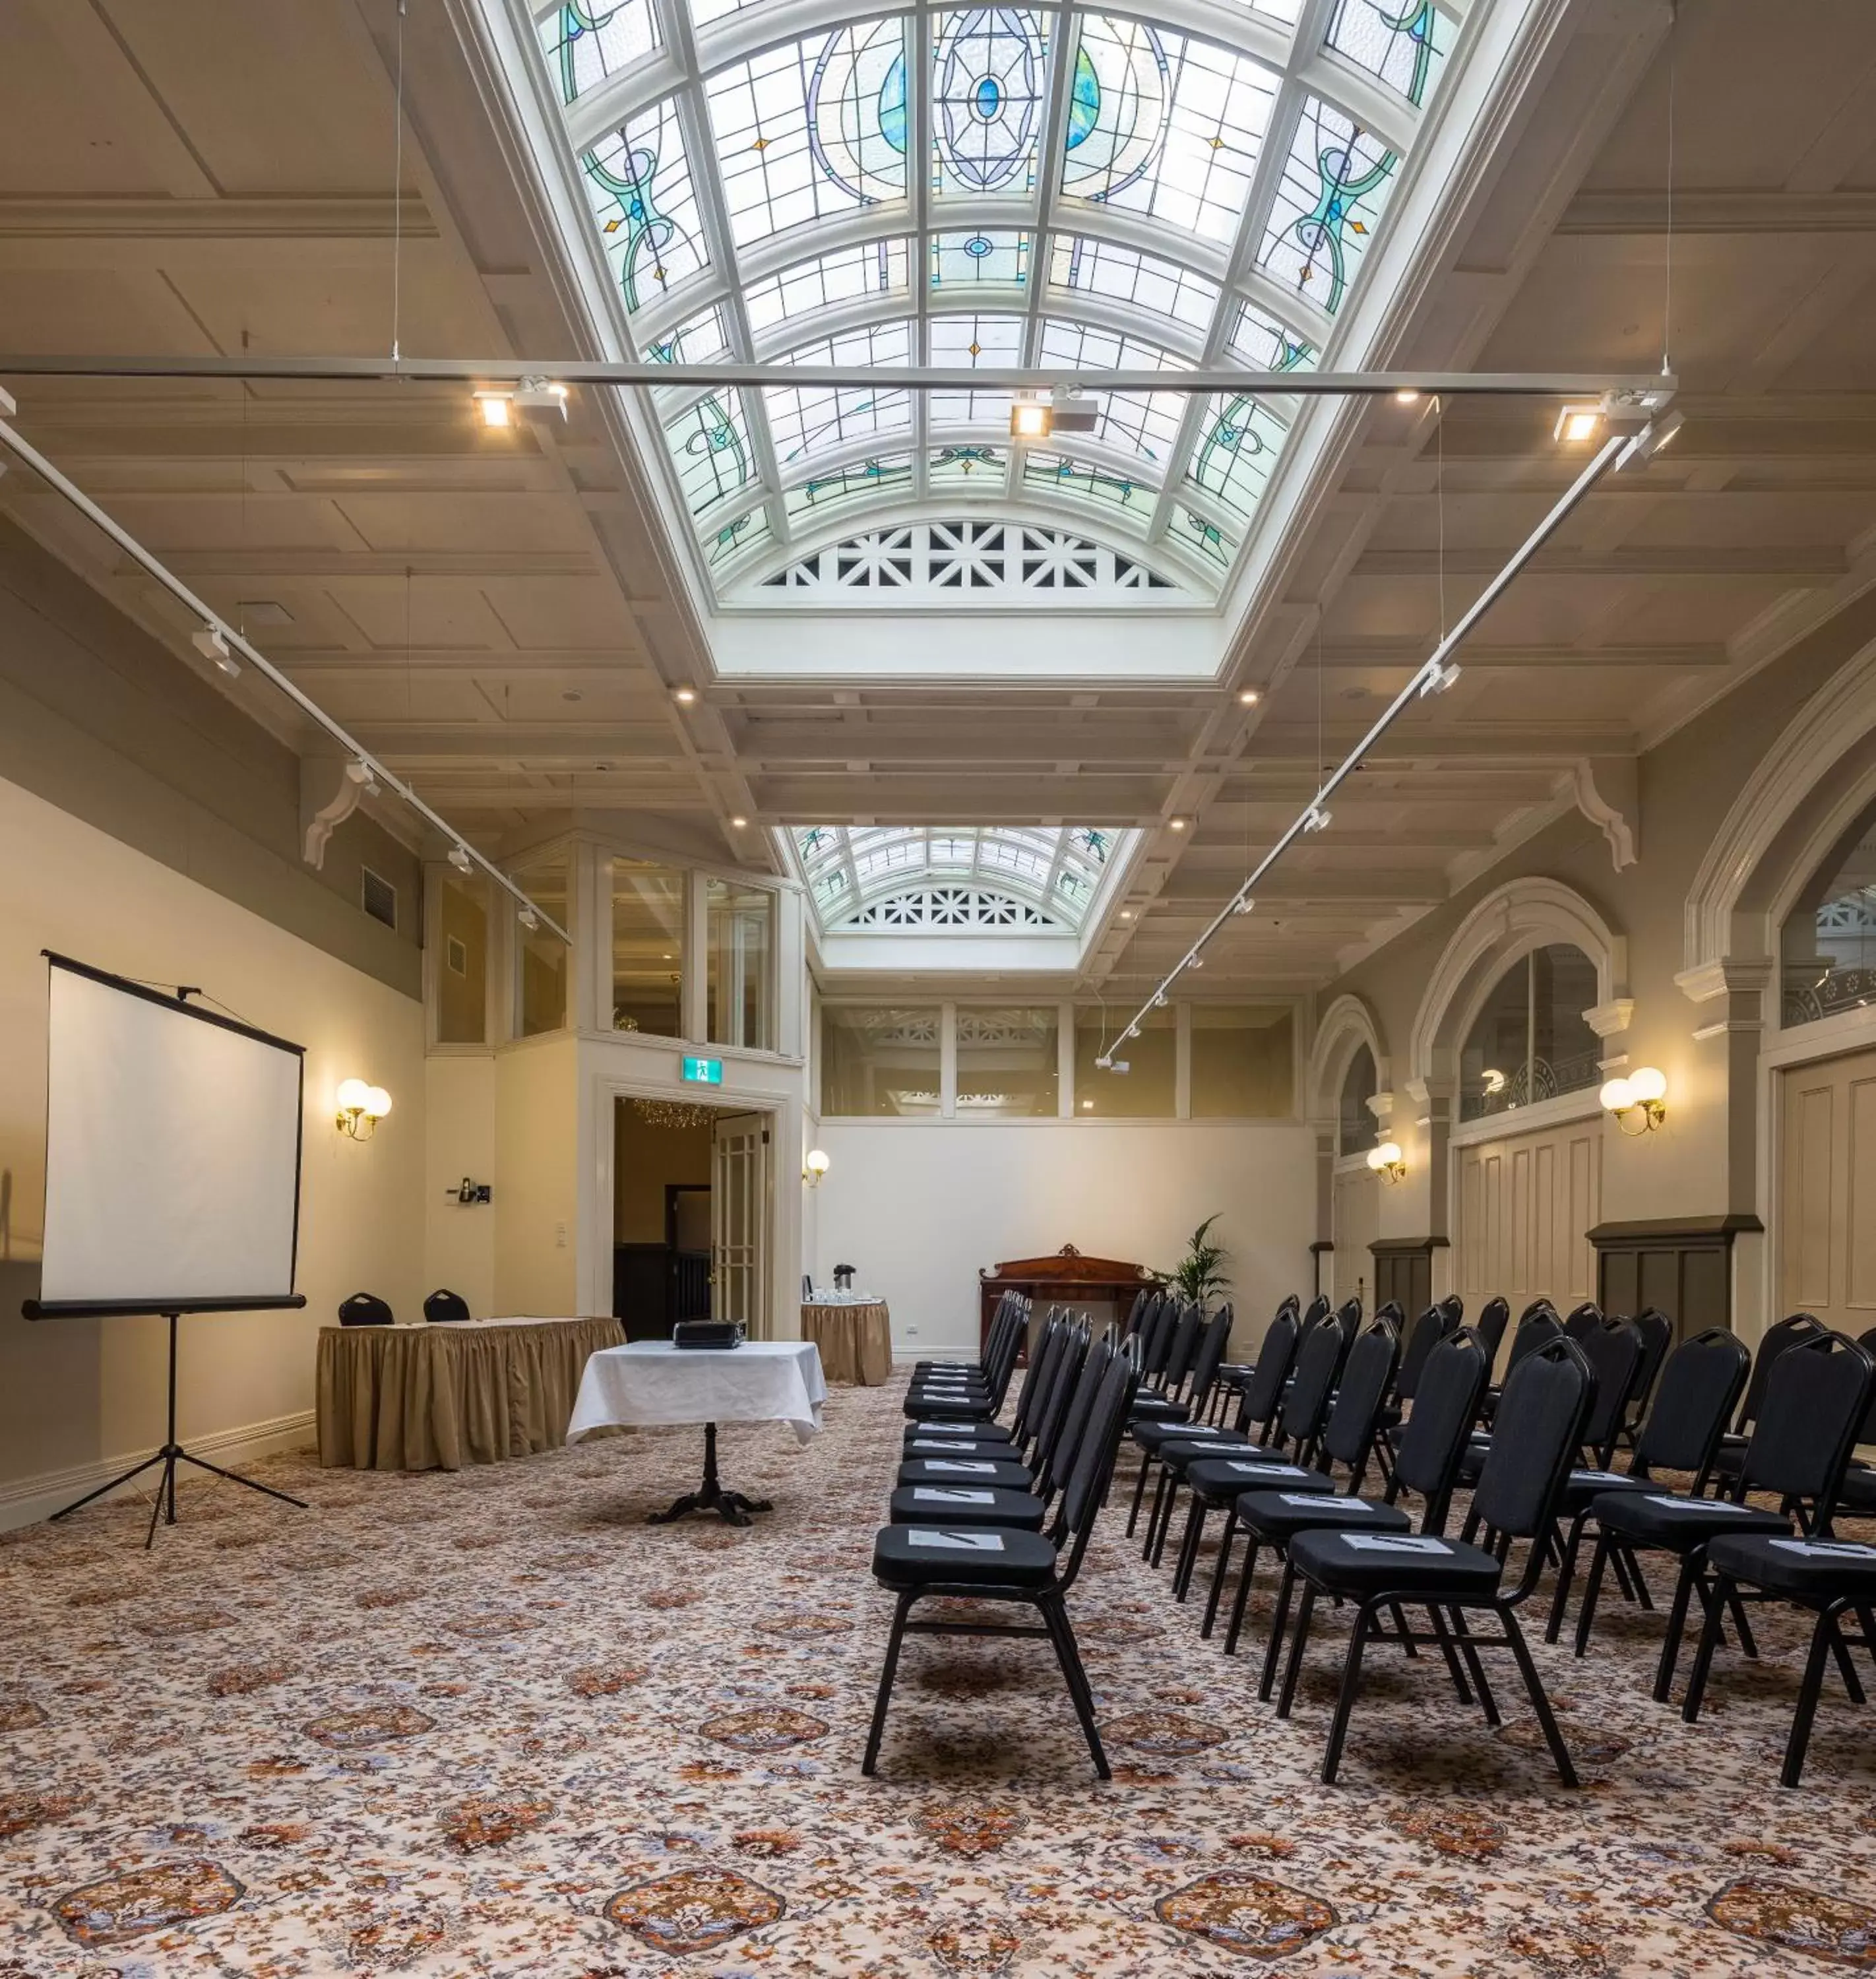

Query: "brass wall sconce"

xmin=336 ymin=1079 xmax=392 ymax=1140
xmin=1600 ymin=1066 xmax=1668 ymax=1135
xmin=1366 ymin=1141 xmax=1406 ymax=1184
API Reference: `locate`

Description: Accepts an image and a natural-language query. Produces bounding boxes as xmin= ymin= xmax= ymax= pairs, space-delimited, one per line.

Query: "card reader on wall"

xmin=447 ymin=1177 xmax=493 ymax=1205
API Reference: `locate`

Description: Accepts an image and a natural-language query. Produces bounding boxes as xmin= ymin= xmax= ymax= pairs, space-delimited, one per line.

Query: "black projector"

xmin=673 ymin=1319 xmax=745 ymax=1350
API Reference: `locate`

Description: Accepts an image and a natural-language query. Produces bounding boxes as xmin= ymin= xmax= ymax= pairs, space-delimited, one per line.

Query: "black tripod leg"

xmin=175 ymin=1451 xmax=309 ymax=1510
xmin=49 ymin=1451 xmax=166 ymax=1523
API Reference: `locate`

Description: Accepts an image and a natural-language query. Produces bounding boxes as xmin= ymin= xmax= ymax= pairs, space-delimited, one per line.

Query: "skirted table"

xmin=799 ymin=1300 xmax=892 ymax=1385
xmin=317 ymin=1314 xmax=625 ymax=1470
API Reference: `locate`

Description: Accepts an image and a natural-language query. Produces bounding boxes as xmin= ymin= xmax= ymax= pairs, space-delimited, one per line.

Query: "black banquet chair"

xmin=864 ymin=1348 xmax=1138 ymax=1780
xmin=339 ymin=1292 xmax=394 ymax=1326
xmin=423 ymin=1288 xmax=472 ymax=1324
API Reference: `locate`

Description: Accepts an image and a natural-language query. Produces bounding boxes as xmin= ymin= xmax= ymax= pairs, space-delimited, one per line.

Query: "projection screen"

xmin=33 ymin=955 xmax=304 ymax=1314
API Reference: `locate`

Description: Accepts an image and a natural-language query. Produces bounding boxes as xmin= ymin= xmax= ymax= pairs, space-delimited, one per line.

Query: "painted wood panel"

xmin=1332 ymin=1166 xmax=1379 ymax=1308
xmin=1455 ymin=1116 xmax=1602 ymax=1325
xmin=1778 ymin=1047 xmax=1876 ymax=1329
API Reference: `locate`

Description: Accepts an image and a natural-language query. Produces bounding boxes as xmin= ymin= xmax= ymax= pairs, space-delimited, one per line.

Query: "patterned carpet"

xmin=3 ymin=1375 xmax=1875 ymax=1978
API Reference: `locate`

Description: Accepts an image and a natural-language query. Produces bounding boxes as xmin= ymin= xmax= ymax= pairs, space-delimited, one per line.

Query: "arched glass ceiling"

xmin=517 ymin=0 xmax=1460 ymax=599
xmin=794 ymin=824 xmax=1119 ymax=930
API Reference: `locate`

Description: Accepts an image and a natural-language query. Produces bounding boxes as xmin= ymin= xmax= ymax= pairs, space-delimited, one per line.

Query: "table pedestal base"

xmin=648 ymin=1421 xmax=773 ymax=1528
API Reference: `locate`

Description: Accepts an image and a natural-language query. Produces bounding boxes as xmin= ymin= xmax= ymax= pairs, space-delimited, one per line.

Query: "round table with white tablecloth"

xmin=799 ymin=1300 xmax=892 ymax=1385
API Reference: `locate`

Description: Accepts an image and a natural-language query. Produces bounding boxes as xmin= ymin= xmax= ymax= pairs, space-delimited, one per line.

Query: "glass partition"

xmin=611 ymin=858 xmax=685 ymax=1036
xmin=1073 ymin=1006 xmax=1175 ymax=1117
xmin=1338 ymin=1044 xmax=1379 ymax=1154
xmin=1781 ymin=807 xmax=1876 ymax=1027
xmin=1459 ymin=944 xmax=1600 ymax=1121
xmin=706 ymin=877 xmax=775 ymax=1051
xmin=1191 ymin=1005 xmax=1294 ymax=1116
xmin=956 ymin=1006 xmax=1059 ymax=1117
xmin=436 ymin=873 xmax=488 ymax=1045
xmin=822 ymin=1006 xmax=944 ymax=1115
xmin=515 ymin=853 xmax=569 ymax=1037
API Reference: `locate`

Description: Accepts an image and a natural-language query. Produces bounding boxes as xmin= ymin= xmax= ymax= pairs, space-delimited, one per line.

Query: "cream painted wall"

xmin=0 ymin=772 xmax=424 ymax=1521
xmin=811 ymin=1119 xmax=1317 ymax=1356
xmin=494 ymin=1036 xmax=580 ymax=1315
xmin=425 ymin=1055 xmax=498 ymax=1317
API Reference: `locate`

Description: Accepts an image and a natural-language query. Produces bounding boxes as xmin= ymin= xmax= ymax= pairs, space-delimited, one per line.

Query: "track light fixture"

xmin=518 ymin=906 xmax=540 ymax=933
xmin=1615 ymin=410 xmax=1685 ymax=472
xmin=346 ymin=757 xmax=380 ymax=800
xmin=191 ymin=624 xmax=239 ymax=679
xmin=1302 ymin=805 xmax=1332 ymax=833
xmin=1553 ymin=404 xmax=1603 ymax=445
xmin=474 ymin=377 xmax=570 ymax=428
xmin=1420 ymin=661 xmax=1461 ymax=697
xmin=448 ymin=844 xmax=474 ymax=875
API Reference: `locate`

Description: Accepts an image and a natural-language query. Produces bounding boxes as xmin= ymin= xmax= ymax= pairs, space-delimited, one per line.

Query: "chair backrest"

xmin=1183 ymin=1305 xmax=1234 ymax=1410
xmin=1440 ymin=1292 xmax=1466 ymax=1324
xmin=1561 ymin=1301 xmax=1604 ymax=1344
xmin=1121 ymin=1287 xmax=1149 ymax=1336
xmin=1320 ymin=1315 xmax=1402 ymax=1475
xmin=1334 ymin=1296 xmax=1362 ymax=1338
xmin=1471 ymin=1338 xmax=1594 ymax=1561
xmin=1627 ymin=1309 xmax=1675 ymax=1419
xmin=1011 ymin=1315 xmax=1070 ymax=1440
xmin=1139 ymin=1295 xmax=1177 ymax=1379
xmin=1741 ymin=1331 xmax=1875 ymax=1517
xmin=1735 ymin=1311 xmax=1828 ymax=1432
xmin=1275 ymin=1292 xmax=1301 ymax=1324
xmin=1028 ymin=1320 xmax=1092 ymax=1480
xmin=1236 ymin=1308 xmax=1301 ymax=1432
xmin=1392 ymin=1327 xmax=1491 ymax=1522
xmin=1036 ymin=1337 xmax=1115 ymax=1497
xmin=1299 ymin=1292 xmax=1332 ymax=1332
xmin=1503 ymin=1306 xmax=1563 ymax=1381
xmin=802 ymin=1273 xmax=813 ymax=1302
xmin=339 ymin=1291 xmax=394 ymax=1327
xmin=985 ymin=1295 xmax=1030 ymax=1408
xmin=1473 ymin=1296 xmax=1511 ymax=1367
xmin=1276 ymin=1314 xmax=1345 ymax=1448
xmin=1631 ymin=1327 xmax=1750 ymax=1481
xmin=1577 ymin=1317 xmax=1644 ymax=1462
xmin=1858 ymin=1327 xmax=1876 ymax=1445
xmin=1394 ymin=1304 xmax=1447 ymax=1403
xmin=1053 ymin=1350 xmax=1141 ymax=1586
xmin=423 ymin=1288 xmax=471 ymax=1325
xmin=1158 ymin=1302 xmax=1204 ymax=1392
xmin=1374 ymin=1300 xmax=1405 ymax=1332
xmin=1516 ymin=1297 xmax=1557 ymax=1325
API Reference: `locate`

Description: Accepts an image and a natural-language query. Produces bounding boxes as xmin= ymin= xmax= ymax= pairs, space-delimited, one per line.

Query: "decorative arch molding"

xmin=1409 ymin=877 xmax=1630 ymax=1090
xmin=1681 ymin=637 xmax=1876 ymax=1001
xmin=1307 ymin=994 xmax=1389 ymax=1125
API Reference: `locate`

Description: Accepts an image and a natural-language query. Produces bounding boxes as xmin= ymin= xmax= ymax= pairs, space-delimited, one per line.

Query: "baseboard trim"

xmin=892 ymin=1347 xmax=976 ymax=1364
xmin=0 ymin=1408 xmax=316 ymax=1534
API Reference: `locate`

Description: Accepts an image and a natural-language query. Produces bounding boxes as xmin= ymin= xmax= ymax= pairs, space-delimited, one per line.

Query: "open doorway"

xmin=611 ymin=1096 xmax=773 ymax=1339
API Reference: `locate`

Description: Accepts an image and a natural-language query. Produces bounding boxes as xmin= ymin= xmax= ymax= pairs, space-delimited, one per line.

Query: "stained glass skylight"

xmin=506 ymin=0 xmax=1468 ymax=604
xmin=792 ymin=825 xmax=1122 ymax=933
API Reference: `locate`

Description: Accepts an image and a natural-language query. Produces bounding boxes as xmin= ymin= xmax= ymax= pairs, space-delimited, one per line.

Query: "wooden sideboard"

xmin=979 ymin=1245 xmax=1159 ymax=1351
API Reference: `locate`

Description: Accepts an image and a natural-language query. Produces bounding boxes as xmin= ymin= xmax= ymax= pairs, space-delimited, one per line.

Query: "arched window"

xmin=1338 ymin=1044 xmax=1378 ymax=1156
xmin=1459 ymin=945 xmax=1601 ymax=1123
xmin=1781 ymin=805 xmax=1876 ymax=1027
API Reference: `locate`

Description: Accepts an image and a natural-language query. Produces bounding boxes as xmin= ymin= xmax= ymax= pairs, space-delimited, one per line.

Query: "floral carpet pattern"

xmin=3 ymin=1375 xmax=1875 ymax=1977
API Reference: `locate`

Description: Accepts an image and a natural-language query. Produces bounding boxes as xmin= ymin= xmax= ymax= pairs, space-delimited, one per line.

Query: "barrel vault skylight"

xmin=792 ymin=824 xmax=1125 ymax=933
xmin=490 ymin=0 xmax=1470 ymax=607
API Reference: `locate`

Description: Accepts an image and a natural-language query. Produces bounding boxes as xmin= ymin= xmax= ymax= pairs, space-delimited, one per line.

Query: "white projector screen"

xmin=36 ymin=957 xmax=303 ymax=1311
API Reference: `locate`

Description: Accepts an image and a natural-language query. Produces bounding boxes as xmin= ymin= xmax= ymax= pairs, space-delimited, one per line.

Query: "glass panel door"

xmin=710 ymin=1111 xmax=770 ymax=1337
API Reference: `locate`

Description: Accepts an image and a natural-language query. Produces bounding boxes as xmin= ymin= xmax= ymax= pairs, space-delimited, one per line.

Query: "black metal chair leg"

xmin=1679 ymin=1571 xmax=1730 ymax=1724
xmin=1825 ymin=1614 xmax=1866 ymax=1707
xmin=1425 ymin=1602 xmax=1475 ymax=1706
xmin=1502 ymin=1605 xmax=1579 ymax=1788
xmin=1389 ymin=1599 xmax=1421 ymax=1659
xmin=862 ymin=1589 xmax=917 ymax=1775
xmin=1125 ymin=1454 xmax=1154 ymax=1538
xmin=1652 ymin=1558 xmax=1699 ymax=1704
xmin=1200 ymin=1509 xmax=1238 ymax=1639
xmin=1149 ymin=1478 xmax=1183 ymax=1569
xmin=1574 ymin=1532 xmax=1612 ymax=1658
xmin=1037 ymin=1591 xmax=1111 ymax=1781
xmin=1782 ymin=1603 xmax=1847 ymax=1790
xmin=1321 ymin=1602 xmax=1377 ymax=1785
xmin=1172 ymin=1497 xmax=1208 ymax=1602
xmin=1253 ymin=1552 xmax=1290 ymax=1696
xmin=1725 ymin=1583 xmax=1760 ymax=1660
xmin=1450 ymin=1604 xmax=1499 ymax=1724
xmin=1546 ymin=1512 xmax=1588 ymax=1643
xmin=1276 ymin=1583 xmax=1317 ymax=1719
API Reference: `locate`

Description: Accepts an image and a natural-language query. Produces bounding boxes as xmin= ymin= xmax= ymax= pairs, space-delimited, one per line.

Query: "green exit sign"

xmin=681 ymin=1055 xmax=724 ymax=1086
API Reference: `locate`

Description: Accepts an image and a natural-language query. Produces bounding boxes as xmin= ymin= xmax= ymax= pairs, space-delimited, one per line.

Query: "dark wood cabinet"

xmin=979 ymin=1245 xmax=1158 ymax=1351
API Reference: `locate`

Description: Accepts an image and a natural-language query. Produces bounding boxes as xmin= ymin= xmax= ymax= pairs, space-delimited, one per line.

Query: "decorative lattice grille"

xmin=753 ymin=522 xmax=1181 ymax=599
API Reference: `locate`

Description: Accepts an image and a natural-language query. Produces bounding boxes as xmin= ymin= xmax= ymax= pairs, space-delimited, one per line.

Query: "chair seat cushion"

xmin=873 ymin=1523 xmax=1057 ymax=1588
xmin=1133 ymin=1416 xmax=1214 ymax=1454
xmin=897 ymin=1457 xmax=1034 ymax=1492
xmin=902 ymin=1395 xmax=998 ymax=1422
xmin=910 ymin=1381 xmax=991 ymax=1402
xmin=887 ymin=1484 xmax=1047 ymax=1530
xmin=903 ymin=1418 xmax=1013 ymax=1442
xmin=1553 ymin=1466 xmax=1651 ymax=1513
xmin=1235 ymin=1490 xmax=1413 ymax=1540
xmin=1287 ymin=1527 xmax=1504 ymax=1598
xmin=1705 ymin=1531 xmax=1876 ymax=1596
xmin=1186 ymin=1455 xmax=1332 ymax=1500
xmin=1129 ymin=1397 xmax=1187 ymax=1420
xmin=1156 ymin=1433 xmax=1258 ymax=1472
xmin=1590 ymin=1489 xmax=1789 ymax=1549
xmin=903 ymin=1435 xmax=1018 ymax=1459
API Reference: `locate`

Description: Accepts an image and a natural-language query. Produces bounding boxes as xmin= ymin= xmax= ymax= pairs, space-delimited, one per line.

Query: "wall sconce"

xmin=1601 ymin=1066 xmax=1668 ymax=1135
xmin=336 ymin=1078 xmax=392 ymax=1140
xmin=1367 ymin=1141 xmax=1407 ymax=1183
xmin=803 ymin=1148 xmax=831 ymax=1186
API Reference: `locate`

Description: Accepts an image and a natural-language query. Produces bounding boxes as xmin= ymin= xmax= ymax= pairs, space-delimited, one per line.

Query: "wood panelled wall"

xmin=1455 ymin=1114 xmax=1602 ymax=1320
xmin=1778 ymin=1045 xmax=1876 ymax=1335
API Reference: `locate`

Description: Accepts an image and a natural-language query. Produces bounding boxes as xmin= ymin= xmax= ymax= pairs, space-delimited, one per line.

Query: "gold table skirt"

xmin=799 ymin=1302 xmax=893 ymax=1386
xmin=316 ymin=1316 xmax=626 ymax=1470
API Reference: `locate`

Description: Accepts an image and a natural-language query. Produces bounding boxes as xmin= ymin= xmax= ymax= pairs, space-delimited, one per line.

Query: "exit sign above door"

xmin=681 ymin=1055 xmax=724 ymax=1086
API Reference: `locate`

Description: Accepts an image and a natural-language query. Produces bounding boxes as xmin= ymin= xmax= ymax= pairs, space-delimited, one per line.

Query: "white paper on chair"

xmin=1644 ymin=1495 xmax=1753 ymax=1513
xmin=1281 ymin=1492 xmax=1371 ymax=1509
xmin=1341 ymin=1534 xmax=1453 ymax=1554
xmin=1769 ymin=1538 xmax=1876 ymax=1559
xmin=917 ymin=1422 xmax=979 ymax=1433
xmin=1226 ymin=1462 xmax=1308 ymax=1477
xmin=912 ymin=1488 xmax=997 ymax=1504
xmin=924 ymin=1461 xmax=999 ymax=1474
xmin=1571 ymin=1469 xmax=1629 ymax=1484
xmin=907 ymin=1528 xmax=1006 ymax=1552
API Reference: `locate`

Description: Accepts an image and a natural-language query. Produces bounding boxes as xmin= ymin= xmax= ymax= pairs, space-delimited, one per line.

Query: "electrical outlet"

xmin=554 ymin=1221 xmax=568 ymax=1249
xmin=906 ymin=1327 xmax=920 ymax=1336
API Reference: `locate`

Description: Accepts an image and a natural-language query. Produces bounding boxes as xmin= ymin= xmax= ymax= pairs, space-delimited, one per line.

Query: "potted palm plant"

xmin=1162 ymin=1214 xmax=1231 ymax=1310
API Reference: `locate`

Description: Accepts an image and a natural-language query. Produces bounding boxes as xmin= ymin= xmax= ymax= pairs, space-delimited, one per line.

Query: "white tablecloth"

xmin=567 ymin=1339 xmax=829 ymax=1447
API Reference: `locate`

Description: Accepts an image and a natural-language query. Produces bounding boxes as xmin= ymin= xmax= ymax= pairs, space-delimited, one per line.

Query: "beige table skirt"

xmin=317 ymin=1316 xmax=625 ymax=1470
xmin=799 ymin=1302 xmax=892 ymax=1385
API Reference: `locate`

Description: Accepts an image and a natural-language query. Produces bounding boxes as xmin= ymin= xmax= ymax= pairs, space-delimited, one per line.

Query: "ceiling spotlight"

xmin=346 ymin=757 xmax=380 ymax=800
xmin=192 ymin=625 xmax=240 ymax=679
xmin=1010 ymin=393 xmax=1051 ymax=441
xmin=1237 ymin=687 xmax=1261 ymax=706
xmin=448 ymin=845 xmax=474 ymax=875
xmin=1169 ymin=817 xmax=1188 ymax=832
xmin=672 ymin=685 xmax=698 ymax=705
xmin=1420 ymin=661 xmax=1461 ymax=697
xmin=1233 ymin=895 xmax=1255 ymax=915
xmin=518 ymin=906 xmax=540 ymax=933
xmin=1119 ymin=909 xmax=1134 ymax=920
xmin=1393 ymin=388 xmax=1421 ymax=404
xmin=730 ymin=815 xmax=748 ymax=828
xmin=1302 ymin=805 xmax=1331 ymax=833
xmin=1188 ymin=955 xmax=1205 ymax=969
xmin=514 ymin=377 xmax=571 ymax=419
xmin=474 ymin=390 xmax=513 ymax=429
xmin=1616 ymin=409 xmax=1685 ymax=472
xmin=1553 ymin=403 xmax=1603 ymax=445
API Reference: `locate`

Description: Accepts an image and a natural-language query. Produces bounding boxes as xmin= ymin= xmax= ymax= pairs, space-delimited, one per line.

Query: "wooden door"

xmin=1332 ymin=1167 xmax=1377 ymax=1309
xmin=710 ymin=1112 xmax=770 ymax=1337
xmin=1778 ymin=1046 xmax=1876 ymax=1333
xmin=1454 ymin=1116 xmax=1601 ymax=1338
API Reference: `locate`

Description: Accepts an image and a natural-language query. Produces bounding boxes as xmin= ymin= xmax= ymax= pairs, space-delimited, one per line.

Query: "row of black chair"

xmin=338 ymin=1288 xmax=471 ymax=1326
xmin=864 ymin=1296 xmax=1142 ymax=1778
